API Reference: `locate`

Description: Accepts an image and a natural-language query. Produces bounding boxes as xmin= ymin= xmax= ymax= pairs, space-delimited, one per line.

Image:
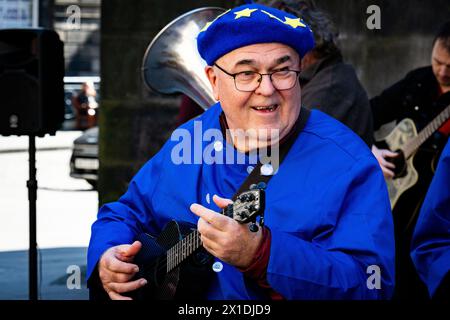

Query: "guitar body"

xmin=379 ymin=118 xmax=419 ymax=208
xmin=128 ymin=220 xmax=213 ymax=300
xmin=377 ymin=118 xmax=441 ymax=213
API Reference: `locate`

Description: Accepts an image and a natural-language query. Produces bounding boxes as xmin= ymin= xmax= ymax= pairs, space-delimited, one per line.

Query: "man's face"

xmin=431 ymin=39 xmax=450 ymax=89
xmin=206 ymin=43 xmax=302 ymax=146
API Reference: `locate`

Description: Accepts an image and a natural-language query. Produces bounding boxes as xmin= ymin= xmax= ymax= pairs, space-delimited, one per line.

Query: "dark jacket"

xmin=371 ymin=66 xmax=450 ymax=149
xmin=300 ymin=52 xmax=374 ymax=146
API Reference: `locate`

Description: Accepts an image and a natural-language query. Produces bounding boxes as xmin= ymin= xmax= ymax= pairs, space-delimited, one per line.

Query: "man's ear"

xmin=301 ymin=51 xmax=316 ymax=70
xmin=205 ymin=66 xmax=220 ymax=101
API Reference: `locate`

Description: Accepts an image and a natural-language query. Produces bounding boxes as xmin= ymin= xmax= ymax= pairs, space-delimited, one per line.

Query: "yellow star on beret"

xmin=234 ymin=8 xmax=258 ymax=19
xmin=199 ymin=9 xmax=230 ymax=33
xmin=200 ymin=21 xmax=212 ymax=32
xmin=284 ymin=17 xmax=306 ymax=29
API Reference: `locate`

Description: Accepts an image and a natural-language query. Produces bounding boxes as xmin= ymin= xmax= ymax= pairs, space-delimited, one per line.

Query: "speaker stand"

xmin=27 ymin=135 xmax=38 ymax=300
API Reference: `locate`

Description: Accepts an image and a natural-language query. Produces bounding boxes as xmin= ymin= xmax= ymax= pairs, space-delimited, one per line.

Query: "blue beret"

xmin=197 ymin=3 xmax=315 ymax=65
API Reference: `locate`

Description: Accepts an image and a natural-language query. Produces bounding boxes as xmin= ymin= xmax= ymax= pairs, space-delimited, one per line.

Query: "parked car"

xmin=66 ymin=77 xmax=100 ymax=187
xmin=70 ymin=126 xmax=99 ymax=188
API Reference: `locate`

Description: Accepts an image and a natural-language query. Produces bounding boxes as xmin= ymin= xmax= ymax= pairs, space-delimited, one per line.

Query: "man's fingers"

xmin=383 ymin=150 xmax=399 ymax=158
xmin=380 ymin=158 xmax=396 ymax=169
xmin=212 ymin=194 xmax=233 ymax=209
xmin=118 ymin=241 xmax=142 ymax=259
xmin=200 ymin=235 xmax=220 ymax=257
xmin=108 ymin=278 xmax=148 ymax=295
xmin=190 ymin=203 xmax=228 ymax=230
xmin=382 ymin=167 xmax=395 ymax=179
xmin=107 ymin=257 xmax=139 ymax=274
xmin=110 ymin=271 xmax=137 ymax=284
xmin=197 ymin=217 xmax=222 ymax=242
xmin=383 ymin=160 xmax=396 ymax=169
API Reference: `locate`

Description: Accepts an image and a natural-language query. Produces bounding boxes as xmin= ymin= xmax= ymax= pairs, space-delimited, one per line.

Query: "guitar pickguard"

xmin=378 ymin=118 xmax=419 ymax=209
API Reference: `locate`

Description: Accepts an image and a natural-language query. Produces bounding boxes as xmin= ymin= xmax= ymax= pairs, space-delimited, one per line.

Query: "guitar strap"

xmin=89 ymin=107 xmax=311 ymax=300
xmin=231 ymin=106 xmax=311 ymax=201
xmin=177 ymin=107 xmax=311 ymax=298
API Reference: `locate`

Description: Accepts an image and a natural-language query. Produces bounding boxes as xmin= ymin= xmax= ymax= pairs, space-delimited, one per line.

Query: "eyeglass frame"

xmin=213 ymin=63 xmax=301 ymax=92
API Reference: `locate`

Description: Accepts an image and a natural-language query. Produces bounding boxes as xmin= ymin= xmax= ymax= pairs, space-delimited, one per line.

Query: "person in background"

xmin=266 ymin=0 xmax=374 ymax=146
xmin=72 ymin=81 xmax=99 ymax=130
xmin=370 ymin=21 xmax=450 ymax=299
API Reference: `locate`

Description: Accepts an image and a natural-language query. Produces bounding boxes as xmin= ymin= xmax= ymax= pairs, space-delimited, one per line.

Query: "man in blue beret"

xmin=87 ymin=3 xmax=395 ymax=299
xmin=411 ymin=140 xmax=450 ymax=300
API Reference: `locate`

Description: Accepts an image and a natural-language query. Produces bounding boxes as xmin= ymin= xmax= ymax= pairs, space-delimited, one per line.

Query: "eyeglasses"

xmin=214 ymin=63 xmax=301 ymax=92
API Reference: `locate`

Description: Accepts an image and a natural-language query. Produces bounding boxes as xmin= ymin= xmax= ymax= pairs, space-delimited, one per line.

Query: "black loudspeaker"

xmin=0 ymin=28 xmax=64 ymax=136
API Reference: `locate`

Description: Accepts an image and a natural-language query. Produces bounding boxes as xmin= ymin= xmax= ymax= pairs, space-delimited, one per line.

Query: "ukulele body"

xmin=129 ymin=220 xmax=213 ymax=300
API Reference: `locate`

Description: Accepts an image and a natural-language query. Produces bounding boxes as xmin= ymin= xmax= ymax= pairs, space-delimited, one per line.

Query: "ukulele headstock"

xmin=223 ymin=189 xmax=265 ymax=223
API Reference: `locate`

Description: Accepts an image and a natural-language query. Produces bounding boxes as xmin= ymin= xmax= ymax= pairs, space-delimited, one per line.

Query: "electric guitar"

xmin=376 ymin=103 xmax=450 ymax=208
xmin=127 ymin=189 xmax=265 ymax=300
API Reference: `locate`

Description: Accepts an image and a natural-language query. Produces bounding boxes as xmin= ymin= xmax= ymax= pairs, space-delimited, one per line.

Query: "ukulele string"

xmin=146 ymin=201 xmax=251 ymax=274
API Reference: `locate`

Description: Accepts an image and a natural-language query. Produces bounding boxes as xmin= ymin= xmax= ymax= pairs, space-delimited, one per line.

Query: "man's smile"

xmin=250 ymin=104 xmax=279 ymax=113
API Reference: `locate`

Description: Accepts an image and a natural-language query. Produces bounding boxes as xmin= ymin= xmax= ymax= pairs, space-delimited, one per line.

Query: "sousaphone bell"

xmin=141 ymin=7 xmax=226 ymax=110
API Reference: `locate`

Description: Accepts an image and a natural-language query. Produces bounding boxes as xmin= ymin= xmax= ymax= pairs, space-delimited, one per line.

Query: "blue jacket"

xmin=87 ymin=103 xmax=395 ymax=299
xmin=411 ymin=141 xmax=450 ymax=297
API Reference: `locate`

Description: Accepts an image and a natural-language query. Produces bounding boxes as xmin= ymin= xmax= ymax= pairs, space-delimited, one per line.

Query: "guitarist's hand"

xmin=190 ymin=195 xmax=263 ymax=269
xmin=371 ymin=145 xmax=398 ymax=179
xmin=98 ymin=241 xmax=148 ymax=300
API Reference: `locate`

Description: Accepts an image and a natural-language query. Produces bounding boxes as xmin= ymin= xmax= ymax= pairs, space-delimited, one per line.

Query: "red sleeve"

xmin=238 ymin=227 xmax=284 ymax=300
xmin=438 ymin=119 xmax=450 ymax=136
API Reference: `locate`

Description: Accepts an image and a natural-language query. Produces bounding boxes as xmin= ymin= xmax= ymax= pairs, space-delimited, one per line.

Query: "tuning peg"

xmin=224 ymin=204 xmax=233 ymax=218
xmin=247 ymin=193 xmax=255 ymax=201
xmin=257 ymin=182 xmax=267 ymax=190
xmin=238 ymin=194 xmax=249 ymax=201
xmin=249 ymin=182 xmax=267 ymax=190
xmin=249 ymin=223 xmax=259 ymax=232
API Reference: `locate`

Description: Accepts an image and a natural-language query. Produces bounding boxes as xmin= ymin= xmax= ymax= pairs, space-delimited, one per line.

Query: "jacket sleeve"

xmin=411 ymin=142 xmax=450 ymax=298
xmin=266 ymin=157 xmax=396 ymax=299
xmin=86 ymin=143 xmax=168 ymax=282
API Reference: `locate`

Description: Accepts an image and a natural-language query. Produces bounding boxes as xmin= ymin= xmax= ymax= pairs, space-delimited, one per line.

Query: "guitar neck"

xmin=164 ymin=192 xmax=259 ymax=273
xmin=404 ymin=104 xmax=450 ymax=158
xmin=166 ymin=229 xmax=202 ymax=273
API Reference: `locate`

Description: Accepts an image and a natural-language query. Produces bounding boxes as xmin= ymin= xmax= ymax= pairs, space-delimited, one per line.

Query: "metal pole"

xmin=27 ymin=135 xmax=38 ymax=300
xmin=32 ymin=0 xmax=39 ymax=28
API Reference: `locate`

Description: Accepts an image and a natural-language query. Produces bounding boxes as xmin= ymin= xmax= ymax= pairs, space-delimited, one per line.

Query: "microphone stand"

xmin=27 ymin=135 xmax=38 ymax=300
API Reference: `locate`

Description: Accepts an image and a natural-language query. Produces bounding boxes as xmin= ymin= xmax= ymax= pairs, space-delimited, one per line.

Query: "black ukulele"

xmin=127 ymin=189 xmax=265 ymax=300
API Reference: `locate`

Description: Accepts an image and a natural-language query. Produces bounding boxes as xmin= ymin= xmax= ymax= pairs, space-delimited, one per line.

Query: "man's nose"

xmin=255 ymin=74 xmax=276 ymax=96
xmin=441 ymin=65 xmax=450 ymax=76
xmin=438 ymin=63 xmax=450 ymax=75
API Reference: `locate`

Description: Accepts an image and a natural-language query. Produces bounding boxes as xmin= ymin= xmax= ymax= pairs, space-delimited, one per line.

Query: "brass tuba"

xmin=141 ymin=7 xmax=226 ymax=110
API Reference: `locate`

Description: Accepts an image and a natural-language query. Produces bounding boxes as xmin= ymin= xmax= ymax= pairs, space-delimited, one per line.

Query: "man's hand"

xmin=98 ymin=241 xmax=147 ymax=300
xmin=190 ymin=195 xmax=263 ymax=269
xmin=371 ymin=145 xmax=398 ymax=179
